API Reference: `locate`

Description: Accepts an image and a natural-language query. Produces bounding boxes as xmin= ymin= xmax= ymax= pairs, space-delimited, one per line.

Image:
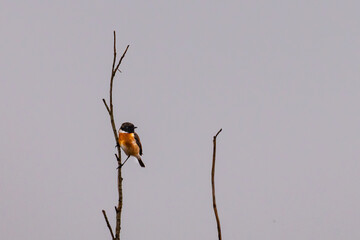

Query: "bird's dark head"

xmin=119 ymin=122 xmax=137 ymax=133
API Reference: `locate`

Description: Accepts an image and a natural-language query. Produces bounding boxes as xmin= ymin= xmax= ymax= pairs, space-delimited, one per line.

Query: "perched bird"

xmin=118 ymin=122 xmax=145 ymax=167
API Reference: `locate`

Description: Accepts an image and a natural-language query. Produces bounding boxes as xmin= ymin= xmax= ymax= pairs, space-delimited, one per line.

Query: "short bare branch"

xmin=102 ymin=210 xmax=115 ymax=240
xmin=103 ymin=99 xmax=111 ymax=114
xmin=215 ymin=128 xmax=222 ymax=138
xmin=113 ymin=31 xmax=116 ymax=54
xmin=114 ymin=45 xmax=129 ymax=73
xmin=112 ymin=31 xmax=117 ymax=73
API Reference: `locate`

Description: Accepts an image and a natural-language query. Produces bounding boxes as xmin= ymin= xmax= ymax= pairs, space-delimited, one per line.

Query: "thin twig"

xmin=103 ymin=99 xmax=111 ymax=114
xmin=115 ymin=45 xmax=129 ymax=73
xmin=102 ymin=210 xmax=115 ymax=240
xmin=112 ymin=31 xmax=117 ymax=75
xmin=215 ymin=129 xmax=222 ymax=138
xmin=212 ymin=128 xmax=223 ymax=240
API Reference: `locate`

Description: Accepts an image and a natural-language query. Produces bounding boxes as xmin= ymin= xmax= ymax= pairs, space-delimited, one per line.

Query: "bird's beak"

xmin=134 ymin=126 xmax=137 ymax=129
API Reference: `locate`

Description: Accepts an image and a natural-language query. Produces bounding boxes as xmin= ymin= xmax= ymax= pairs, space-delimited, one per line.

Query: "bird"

xmin=118 ymin=122 xmax=145 ymax=167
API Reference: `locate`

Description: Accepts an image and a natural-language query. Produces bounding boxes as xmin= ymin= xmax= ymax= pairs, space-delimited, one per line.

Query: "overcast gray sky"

xmin=1 ymin=1 xmax=360 ymax=239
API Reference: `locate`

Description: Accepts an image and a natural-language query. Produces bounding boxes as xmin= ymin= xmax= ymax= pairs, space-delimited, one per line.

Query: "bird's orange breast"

xmin=118 ymin=132 xmax=139 ymax=156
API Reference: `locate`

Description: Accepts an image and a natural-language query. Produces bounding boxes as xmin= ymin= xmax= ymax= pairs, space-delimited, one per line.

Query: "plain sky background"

xmin=1 ymin=1 xmax=360 ymax=239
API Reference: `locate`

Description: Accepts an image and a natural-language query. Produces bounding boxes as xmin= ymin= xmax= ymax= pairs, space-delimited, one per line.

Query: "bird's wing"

xmin=134 ymin=132 xmax=143 ymax=156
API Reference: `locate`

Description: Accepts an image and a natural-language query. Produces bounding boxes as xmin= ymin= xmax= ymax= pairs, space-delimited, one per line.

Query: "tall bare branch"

xmin=102 ymin=210 xmax=115 ymax=240
xmin=212 ymin=128 xmax=223 ymax=240
xmin=102 ymin=31 xmax=129 ymax=240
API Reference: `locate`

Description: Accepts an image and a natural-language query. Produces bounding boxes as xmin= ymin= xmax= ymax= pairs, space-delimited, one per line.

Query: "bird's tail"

xmin=136 ymin=156 xmax=145 ymax=168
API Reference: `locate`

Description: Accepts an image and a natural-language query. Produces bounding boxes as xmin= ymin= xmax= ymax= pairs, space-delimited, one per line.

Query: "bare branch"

xmin=103 ymin=99 xmax=111 ymax=114
xmin=114 ymin=45 xmax=129 ymax=73
xmin=112 ymin=31 xmax=117 ymax=73
xmin=212 ymin=128 xmax=223 ymax=240
xmin=115 ymin=166 xmax=123 ymax=239
xmin=215 ymin=128 xmax=222 ymax=138
xmin=102 ymin=210 xmax=115 ymax=240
